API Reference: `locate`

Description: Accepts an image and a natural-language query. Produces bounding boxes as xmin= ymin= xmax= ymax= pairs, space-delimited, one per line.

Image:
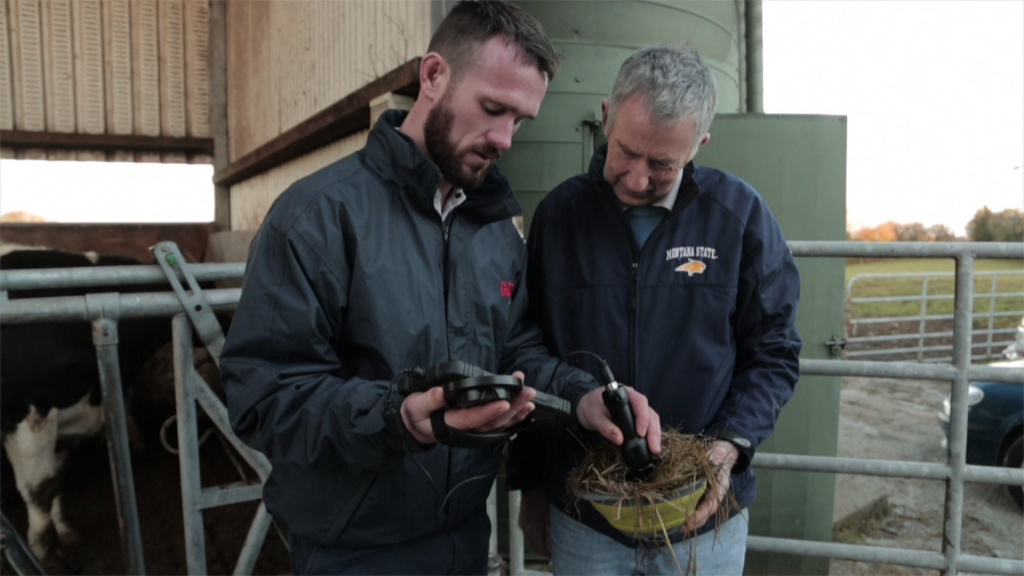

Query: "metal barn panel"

xmin=225 ymin=0 xmax=431 ymax=162
xmin=72 ymin=0 xmax=105 ymax=160
xmin=10 ymin=0 xmax=45 ymax=158
xmin=158 ymin=0 xmax=186 ymax=163
xmin=41 ymin=0 xmax=75 ymax=148
xmin=1 ymin=0 xmax=211 ymax=161
xmin=131 ymin=0 xmax=159 ymax=162
xmin=39 ymin=0 xmax=81 ymax=161
xmin=228 ymin=129 xmax=370 ymax=231
xmin=102 ymin=0 xmax=131 ymax=131
xmin=102 ymin=0 xmax=132 ymax=161
xmin=0 ymin=0 xmax=14 ymax=131
xmin=184 ymin=0 xmax=207 ymax=138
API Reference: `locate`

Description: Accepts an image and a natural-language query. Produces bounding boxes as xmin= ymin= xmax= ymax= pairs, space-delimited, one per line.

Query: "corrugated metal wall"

xmin=225 ymin=0 xmax=432 ymax=229
xmin=0 ymin=0 xmax=210 ymax=162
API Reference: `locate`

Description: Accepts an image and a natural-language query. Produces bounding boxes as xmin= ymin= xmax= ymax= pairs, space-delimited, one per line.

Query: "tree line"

xmin=849 ymin=207 xmax=1023 ymax=242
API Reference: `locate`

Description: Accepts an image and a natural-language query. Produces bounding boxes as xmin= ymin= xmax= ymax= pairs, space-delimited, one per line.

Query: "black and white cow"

xmin=0 ymin=249 xmax=179 ymax=562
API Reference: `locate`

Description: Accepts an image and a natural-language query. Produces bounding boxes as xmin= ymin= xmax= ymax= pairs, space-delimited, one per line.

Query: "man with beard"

xmin=219 ymin=2 xmax=661 ymax=575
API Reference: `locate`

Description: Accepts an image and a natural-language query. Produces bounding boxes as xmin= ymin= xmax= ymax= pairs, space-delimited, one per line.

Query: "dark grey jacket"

xmin=220 ymin=110 xmax=596 ymax=548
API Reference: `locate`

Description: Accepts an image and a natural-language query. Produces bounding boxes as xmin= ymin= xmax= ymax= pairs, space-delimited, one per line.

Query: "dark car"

xmin=938 ymin=322 xmax=1024 ymax=510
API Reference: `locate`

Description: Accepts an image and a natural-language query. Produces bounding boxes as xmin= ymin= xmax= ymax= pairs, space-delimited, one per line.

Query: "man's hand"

xmin=575 ymin=386 xmax=661 ymax=456
xmin=518 ymin=487 xmax=552 ymax=557
xmin=682 ymin=440 xmax=738 ymax=533
xmin=400 ymin=371 xmax=536 ymax=444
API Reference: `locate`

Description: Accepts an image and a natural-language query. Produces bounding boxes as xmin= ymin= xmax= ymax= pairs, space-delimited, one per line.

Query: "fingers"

xmin=401 ymin=370 xmax=540 ymax=442
xmin=625 ymin=387 xmax=650 ymax=436
xmin=575 ymin=389 xmax=622 ymax=444
xmin=683 ymin=494 xmax=718 ymax=533
xmin=444 ymin=398 xmax=513 ymax=430
xmin=440 ymin=383 xmax=537 ymax=433
xmin=708 ymin=440 xmax=740 ymax=467
xmin=682 ymin=464 xmax=732 ymax=533
xmin=623 ymin=388 xmax=662 ymax=454
xmin=646 ymin=408 xmax=662 ymax=455
xmin=400 ymin=387 xmax=448 ymax=444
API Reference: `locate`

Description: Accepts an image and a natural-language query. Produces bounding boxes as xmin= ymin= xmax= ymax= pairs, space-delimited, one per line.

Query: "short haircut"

xmin=607 ymin=45 xmax=718 ymax=146
xmin=428 ymin=0 xmax=560 ymax=82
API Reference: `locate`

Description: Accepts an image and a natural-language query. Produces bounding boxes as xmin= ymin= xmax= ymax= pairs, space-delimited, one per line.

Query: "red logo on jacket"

xmin=500 ymin=281 xmax=515 ymax=298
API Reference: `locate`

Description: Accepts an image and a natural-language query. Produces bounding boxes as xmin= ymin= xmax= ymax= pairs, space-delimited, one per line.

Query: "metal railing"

xmin=747 ymin=241 xmax=1024 ymax=576
xmin=506 ymin=241 xmax=1024 ymax=576
xmin=2 ymin=241 xmax=1023 ymax=576
xmin=0 ymin=262 xmax=244 ymax=575
xmin=846 ymin=270 xmax=1024 ymax=362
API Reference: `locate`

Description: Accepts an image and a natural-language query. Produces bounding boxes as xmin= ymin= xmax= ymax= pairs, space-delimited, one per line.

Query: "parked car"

xmin=937 ymin=319 xmax=1024 ymax=510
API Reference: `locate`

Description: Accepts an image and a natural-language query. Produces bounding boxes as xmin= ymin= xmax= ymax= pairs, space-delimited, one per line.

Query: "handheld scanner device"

xmin=398 ymin=360 xmax=572 ymax=448
xmin=597 ymin=363 xmax=659 ymax=482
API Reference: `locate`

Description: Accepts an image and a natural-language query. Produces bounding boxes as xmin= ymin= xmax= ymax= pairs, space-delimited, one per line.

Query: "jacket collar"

xmin=588 ymin=143 xmax=701 ymax=216
xmin=362 ymin=110 xmax=522 ymax=224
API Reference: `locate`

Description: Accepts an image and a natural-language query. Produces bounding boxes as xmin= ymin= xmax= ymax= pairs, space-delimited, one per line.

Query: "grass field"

xmin=845 ymin=258 xmax=1024 ymax=327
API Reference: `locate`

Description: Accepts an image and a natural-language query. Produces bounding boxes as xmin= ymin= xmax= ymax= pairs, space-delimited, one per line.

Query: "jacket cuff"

xmin=381 ymin=396 xmax=433 ymax=455
xmin=708 ymin=428 xmax=755 ymax=474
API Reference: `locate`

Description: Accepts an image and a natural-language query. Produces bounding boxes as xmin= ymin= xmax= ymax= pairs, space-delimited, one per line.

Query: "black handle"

xmin=602 ymin=384 xmax=658 ymax=482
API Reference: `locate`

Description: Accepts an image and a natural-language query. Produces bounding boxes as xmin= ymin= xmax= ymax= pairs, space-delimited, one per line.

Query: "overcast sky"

xmin=1 ymin=1 xmax=1022 ymax=235
xmin=762 ymin=0 xmax=1023 ymax=235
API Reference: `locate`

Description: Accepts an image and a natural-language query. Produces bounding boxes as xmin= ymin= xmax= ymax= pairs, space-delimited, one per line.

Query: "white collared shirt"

xmin=434 ymin=188 xmax=466 ymax=221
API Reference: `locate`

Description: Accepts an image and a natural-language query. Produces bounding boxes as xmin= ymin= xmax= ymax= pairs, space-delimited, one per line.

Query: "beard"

xmin=424 ymin=99 xmax=499 ymax=190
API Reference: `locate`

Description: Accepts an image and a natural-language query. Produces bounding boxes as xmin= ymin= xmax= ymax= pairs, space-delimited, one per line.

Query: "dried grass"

xmin=566 ymin=429 xmax=736 ymax=574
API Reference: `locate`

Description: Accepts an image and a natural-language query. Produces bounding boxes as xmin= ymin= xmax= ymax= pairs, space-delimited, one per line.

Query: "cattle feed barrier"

xmin=1 ymin=510 xmax=45 ymax=575
xmin=1 ymin=255 xmax=242 ymax=575
xmin=2 ymin=241 xmax=1023 ymax=576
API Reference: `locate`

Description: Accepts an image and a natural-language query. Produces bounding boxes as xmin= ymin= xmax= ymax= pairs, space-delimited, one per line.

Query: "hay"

xmin=566 ymin=430 xmax=737 ymax=573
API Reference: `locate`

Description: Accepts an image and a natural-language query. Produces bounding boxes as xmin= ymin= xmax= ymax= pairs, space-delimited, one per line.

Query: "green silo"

xmin=501 ymin=2 xmax=848 ymax=574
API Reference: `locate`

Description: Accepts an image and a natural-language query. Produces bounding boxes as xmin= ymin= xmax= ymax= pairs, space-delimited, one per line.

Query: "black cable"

xmin=385 ymin=368 xmax=496 ymax=521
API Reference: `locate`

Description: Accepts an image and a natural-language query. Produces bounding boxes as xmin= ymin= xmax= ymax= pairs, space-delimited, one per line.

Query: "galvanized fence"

xmin=0 ymin=256 xmax=245 ymax=576
xmin=846 ymin=270 xmax=1024 ymax=363
xmin=2 ymin=241 xmax=1023 ymax=576
xmin=507 ymin=241 xmax=1024 ymax=576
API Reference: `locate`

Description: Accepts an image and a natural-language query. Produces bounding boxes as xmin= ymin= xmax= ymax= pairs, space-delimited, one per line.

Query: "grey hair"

xmin=606 ymin=45 xmax=718 ymax=147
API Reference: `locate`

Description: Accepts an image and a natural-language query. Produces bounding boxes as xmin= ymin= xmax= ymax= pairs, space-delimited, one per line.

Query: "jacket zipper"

xmin=630 ymin=261 xmax=638 ymax=310
xmin=440 ymin=211 xmax=453 ymax=529
xmin=630 ymin=261 xmax=639 ymax=386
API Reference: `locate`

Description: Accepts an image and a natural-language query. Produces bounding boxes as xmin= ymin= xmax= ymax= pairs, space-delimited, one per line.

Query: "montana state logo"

xmin=674 ymin=258 xmax=707 ymax=276
xmin=667 ymin=246 xmax=716 ymax=276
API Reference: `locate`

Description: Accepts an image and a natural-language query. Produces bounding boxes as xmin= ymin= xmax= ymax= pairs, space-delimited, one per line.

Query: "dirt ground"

xmin=0 ymin=430 xmax=292 ymax=575
xmin=829 ymin=376 xmax=1024 ymax=575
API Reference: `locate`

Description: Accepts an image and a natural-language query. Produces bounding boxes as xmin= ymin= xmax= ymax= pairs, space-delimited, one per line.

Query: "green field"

xmin=845 ymin=258 xmax=1024 ymax=327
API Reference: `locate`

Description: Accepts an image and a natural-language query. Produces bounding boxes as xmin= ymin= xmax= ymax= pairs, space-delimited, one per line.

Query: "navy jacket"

xmin=219 ymin=110 xmax=597 ymax=552
xmin=508 ymin=144 xmax=802 ymax=546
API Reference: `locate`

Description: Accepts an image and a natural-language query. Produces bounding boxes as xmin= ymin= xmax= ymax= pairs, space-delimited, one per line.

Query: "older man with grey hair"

xmin=508 ymin=45 xmax=802 ymax=575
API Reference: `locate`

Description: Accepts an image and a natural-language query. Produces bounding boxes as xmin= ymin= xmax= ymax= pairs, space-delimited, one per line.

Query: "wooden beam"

xmin=0 ymin=222 xmax=217 ymax=263
xmin=212 ymin=58 xmax=420 ymax=188
xmin=0 ymin=130 xmax=213 ymax=153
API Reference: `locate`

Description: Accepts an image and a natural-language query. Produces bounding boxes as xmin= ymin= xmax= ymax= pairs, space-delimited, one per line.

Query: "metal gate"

xmin=508 ymin=241 xmax=1024 ymax=576
xmin=846 ymin=269 xmax=1024 ymax=362
xmin=2 ymin=240 xmax=1022 ymax=576
xmin=0 ymin=257 xmax=244 ymax=575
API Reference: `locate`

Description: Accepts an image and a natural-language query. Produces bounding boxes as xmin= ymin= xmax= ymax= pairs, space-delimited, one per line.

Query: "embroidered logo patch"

xmin=500 ymin=281 xmax=515 ymax=298
xmin=675 ymin=258 xmax=707 ymax=276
